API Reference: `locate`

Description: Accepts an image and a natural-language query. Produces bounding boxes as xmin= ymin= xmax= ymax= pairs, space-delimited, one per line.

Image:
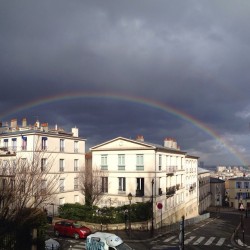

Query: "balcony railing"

xmin=166 ymin=186 xmax=176 ymax=197
xmin=135 ymin=189 xmax=144 ymax=197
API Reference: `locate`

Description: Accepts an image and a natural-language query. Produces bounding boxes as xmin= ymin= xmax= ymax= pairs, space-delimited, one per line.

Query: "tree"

xmin=78 ymin=157 xmax=108 ymax=206
xmin=0 ymin=147 xmax=60 ymax=225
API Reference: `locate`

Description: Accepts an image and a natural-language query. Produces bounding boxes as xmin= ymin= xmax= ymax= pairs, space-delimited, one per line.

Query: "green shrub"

xmin=58 ymin=202 xmax=152 ymax=224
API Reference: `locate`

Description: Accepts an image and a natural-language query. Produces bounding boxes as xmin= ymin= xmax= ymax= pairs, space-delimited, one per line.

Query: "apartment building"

xmin=0 ymin=118 xmax=86 ymax=215
xmin=198 ymin=167 xmax=211 ymax=214
xmin=227 ymin=176 xmax=250 ymax=210
xmin=210 ymin=177 xmax=225 ymax=207
xmin=90 ymin=135 xmax=199 ymax=227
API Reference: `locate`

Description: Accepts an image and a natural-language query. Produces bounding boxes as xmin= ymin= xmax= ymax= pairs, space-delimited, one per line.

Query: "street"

xmin=49 ymin=211 xmax=244 ymax=250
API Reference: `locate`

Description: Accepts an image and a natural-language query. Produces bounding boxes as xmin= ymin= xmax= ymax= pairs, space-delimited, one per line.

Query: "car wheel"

xmin=54 ymin=230 xmax=60 ymax=237
xmin=74 ymin=233 xmax=79 ymax=239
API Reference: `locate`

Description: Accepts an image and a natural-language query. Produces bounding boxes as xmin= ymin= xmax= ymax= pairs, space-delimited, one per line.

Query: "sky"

xmin=1 ymin=0 xmax=250 ymax=166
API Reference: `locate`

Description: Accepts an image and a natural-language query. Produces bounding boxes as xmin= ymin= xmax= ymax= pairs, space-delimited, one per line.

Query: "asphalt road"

xmin=48 ymin=211 xmax=243 ymax=250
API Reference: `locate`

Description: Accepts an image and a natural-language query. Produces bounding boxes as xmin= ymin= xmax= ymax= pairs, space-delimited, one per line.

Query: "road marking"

xmin=184 ymin=236 xmax=195 ymax=244
xmin=204 ymin=237 xmax=215 ymax=245
xmin=216 ymin=238 xmax=226 ymax=246
xmin=163 ymin=236 xmax=176 ymax=242
xmin=193 ymin=236 xmax=205 ymax=245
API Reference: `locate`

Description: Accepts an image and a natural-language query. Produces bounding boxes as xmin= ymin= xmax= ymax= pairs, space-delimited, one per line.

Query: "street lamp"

xmin=127 ymin=193 xmax=133 ymax=238
xmin=151 ymin=179 xmax=154 ymax=237
xmin=50 ymin=203 xmax=55 ymax=217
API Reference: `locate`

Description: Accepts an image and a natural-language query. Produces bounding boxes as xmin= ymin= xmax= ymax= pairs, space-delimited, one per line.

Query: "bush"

xmin=58 ymin=202 xmax=152 ymax=224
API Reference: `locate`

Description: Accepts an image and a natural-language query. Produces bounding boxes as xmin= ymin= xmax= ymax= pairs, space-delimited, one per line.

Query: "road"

xmin=147 ymin=212 xmax=242 ymax=250
xmin=49 ymin=211 xmax=243 ymax=249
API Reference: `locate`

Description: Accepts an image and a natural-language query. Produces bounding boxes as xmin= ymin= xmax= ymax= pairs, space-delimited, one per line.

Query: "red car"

xmin=54 ymin=220 xmax=91 ymax=239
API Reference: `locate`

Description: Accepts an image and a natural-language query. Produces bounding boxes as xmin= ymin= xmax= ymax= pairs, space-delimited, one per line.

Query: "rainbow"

xmin=0 ymin=91 xmax=248 ymax=166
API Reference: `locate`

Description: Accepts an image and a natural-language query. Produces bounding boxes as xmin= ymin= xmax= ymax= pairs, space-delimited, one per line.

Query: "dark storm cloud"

xmin=1 ymin=0 xmax=250 ymax=165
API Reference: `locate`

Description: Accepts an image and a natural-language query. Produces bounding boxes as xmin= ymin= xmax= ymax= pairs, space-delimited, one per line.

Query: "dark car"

xmin=54 ymin=220 xmax=91 ymax=239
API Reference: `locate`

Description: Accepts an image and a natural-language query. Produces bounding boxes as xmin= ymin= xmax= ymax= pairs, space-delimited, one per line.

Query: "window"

xmin=42 ymin=137 xmax=47 ymax=150
xmin=159 ymin=154 xmax=162 ymax=171
xmin=21 ymin=180 xmax=25 ymax=193
xmin=244 ymin=182 xmax=249 ymax=189
xmin=59 ymin=179 xmax=65 ymax=192
xmin=59 ymin=159 xmax=64 ymax=172
xmin=74 ymin=141 xmax=78 ymax=153
xmin=74 ymin=177 xmax=78 ymax=190
xmin=41 ymin=158 xmax=47 ymax=172
xmin=12 ymin=138 xmax=17 ymax=151
xmin=136 ymin=154 xmax=144 ymax=170
xmin=21 ymin=136 xmax=27 ymax=150
xmin=60 ymin=139 xmax=64 ymax=152
xmin=74 ymin=195 xmax=79 ymax=203
xmin=101 ymin=155 xmax=108 ymax=170
xmin=101 ymin=177 xmax=108 ymax=193
xmin=3 ymin=139 xmax=8 ymax=148
xmin=21 ymin=158 xmax=27 ymax=169
xmin=41 ymin=180 xmax=47 ymax=194
xmin=74 ymin=159 xmax=79 ymax=171
xmin=59 ymin=197 xmax=65 ymax=205
xmin=118 ymin=177 xmax=126 ymax=192
xmin=136 ymin=178 xmax=144 ymax=196
xmin=236 ymin=182 xmax=242 ymax=189
xmin=118 ymin=154 xmax=125 ymax=170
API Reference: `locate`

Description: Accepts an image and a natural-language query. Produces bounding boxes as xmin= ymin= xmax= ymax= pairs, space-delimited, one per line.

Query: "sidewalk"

xmin=234 ymin=212 xmax=250 ymax=249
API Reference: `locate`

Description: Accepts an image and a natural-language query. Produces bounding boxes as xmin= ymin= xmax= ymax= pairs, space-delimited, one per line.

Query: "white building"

xmin=91 ymin=135 xmax=199 ymax=228
xmin=0 ymin=118 xmax=86 ymax=215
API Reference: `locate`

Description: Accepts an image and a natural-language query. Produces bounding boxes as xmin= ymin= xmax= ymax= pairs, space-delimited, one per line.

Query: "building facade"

xmin=0 ymin=118 xmax=86 ymax=215
xmin=90 ymin=136 xmax=199 ymax=228
xmin=198 ymin=167 xmax=211 ymax=214
xmin=227 ymin=176 xmax=250 ymax=210
xmin=210 ymin=177 xmax=225 ymax=207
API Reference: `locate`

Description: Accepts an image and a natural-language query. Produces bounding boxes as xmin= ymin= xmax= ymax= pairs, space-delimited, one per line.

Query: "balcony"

xmin=101 ymin=165 xmax=108 ymax=170
xmin=136 ymin=165 xmax=144 ymax=171
xmin=166 ymin=186 xmax=176 ymax=197
xmin=118 ymin=165 xmax=125 ymax=171
xmin=135 ymin=189 xmax=144 ymax=197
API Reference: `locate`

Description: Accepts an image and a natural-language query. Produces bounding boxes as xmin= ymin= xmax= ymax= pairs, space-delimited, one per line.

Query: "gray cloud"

xmin=1 ymin=0 xmax=250 ymax=165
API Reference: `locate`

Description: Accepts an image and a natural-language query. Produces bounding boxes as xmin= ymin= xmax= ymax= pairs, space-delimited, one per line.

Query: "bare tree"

xmin=79 ymin=164 xmax=108 ymax=207
xmin=0 ymin=149 xmax=60 ymax=224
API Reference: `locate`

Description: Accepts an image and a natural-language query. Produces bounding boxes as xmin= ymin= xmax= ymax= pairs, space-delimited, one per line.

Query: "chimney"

xmin=22 ymin=118 xmax=27 ymax=127
xmin=72 ymin=127 xmax=79 ymax=137
xmin=10 ymin=119 xmax=17 ymax=128
xmin=41 ymin=122 xmax=49 ymax=132
xmin=164 ymin=138 xmax=179 ymax=149
xmin=136 ymin=135 xmax=144 ymax=142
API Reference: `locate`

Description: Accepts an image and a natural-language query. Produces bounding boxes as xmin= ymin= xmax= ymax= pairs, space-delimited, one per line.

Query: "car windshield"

xmin=73 ymin=222 xmax=82 ymax=228
xmin=116 ymin=242 xmax=132 ymax=250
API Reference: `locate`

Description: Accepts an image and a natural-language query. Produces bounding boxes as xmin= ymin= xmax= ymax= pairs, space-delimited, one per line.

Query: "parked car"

xmin=54 ymin=220 xmax=91 ymax=239
xmin=45 ymin=238 xmax=60 ymax=249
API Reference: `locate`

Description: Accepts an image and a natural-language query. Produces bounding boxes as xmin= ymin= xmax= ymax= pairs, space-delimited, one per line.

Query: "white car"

xmin=45 ymin=238 xmax=60 ymax=250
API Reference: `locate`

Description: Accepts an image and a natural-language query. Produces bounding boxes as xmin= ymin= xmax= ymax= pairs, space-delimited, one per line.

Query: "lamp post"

xmin=151 ymin=179 xmax=154 ymax=237
xmin=127 ymin=192 xmax=133 ymax=239
xmin=50 ymin=203 xmax=54 ymax=217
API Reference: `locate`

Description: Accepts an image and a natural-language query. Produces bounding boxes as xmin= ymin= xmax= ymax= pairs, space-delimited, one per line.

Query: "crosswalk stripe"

xmin=163 ymin=236 xmax=176 ymax=242
xmin=193 ymin=236 xmax=205 ymax=245
xmin=184 ymin=236 xmax=195 ymax=244
xmin=204 ymin=237 xmax=216 ymax=245
xmin=216 ymin=238 xmax=226 ymax=246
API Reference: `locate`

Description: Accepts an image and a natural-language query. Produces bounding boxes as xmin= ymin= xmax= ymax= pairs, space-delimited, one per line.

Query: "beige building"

xmin=0 ymin=118 xmax=86 ymax=215
xmin=210 ymin=177 xmax=225 ymax=207
xmin=198 ymin=167 xmax=211 ymax=214
xmin=227 ymin=177 xmax=250 ymax=210
xmin=90 ymin=136 xmax=199 ymax=228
